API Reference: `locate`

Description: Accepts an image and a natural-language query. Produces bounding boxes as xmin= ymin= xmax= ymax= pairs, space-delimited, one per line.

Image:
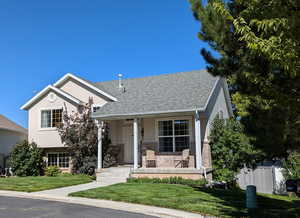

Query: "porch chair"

xmin=174 ymin=149 xmax=190 ymax=168
xmin=146 ymin=150 xmax=156 ymax=168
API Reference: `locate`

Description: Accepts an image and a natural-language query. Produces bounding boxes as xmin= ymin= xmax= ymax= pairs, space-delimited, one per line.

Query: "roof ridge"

xmin=94 ymin=69 xmax=207 ymax=84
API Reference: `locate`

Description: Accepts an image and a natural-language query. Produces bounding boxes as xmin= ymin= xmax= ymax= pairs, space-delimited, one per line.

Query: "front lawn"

xmin=70 ymin=183 xmax=300 ymax=218
xmin=0 ymin=174 xmax=94 ymax=192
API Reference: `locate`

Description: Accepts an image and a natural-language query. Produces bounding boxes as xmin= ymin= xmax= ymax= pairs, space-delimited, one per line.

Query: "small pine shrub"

xmin=127 ymin=177 xmax=207 ymax=187
xmin=45 ymin=166 xmax=61 ymax=177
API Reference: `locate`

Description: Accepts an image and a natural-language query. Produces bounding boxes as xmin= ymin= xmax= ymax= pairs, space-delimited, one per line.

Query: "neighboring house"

xmin=0 ymin=115 xmax=28 ymax=168
xmin=21 ymin=70 xmax=233 ymax=179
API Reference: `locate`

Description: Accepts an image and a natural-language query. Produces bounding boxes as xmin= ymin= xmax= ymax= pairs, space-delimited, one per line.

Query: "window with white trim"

xmin=158 ymin=119 xmax=190 ymax=152
xmin=41 ymin=109 xmax=62 ymax=128
xmin=47 ymin=153 xmax=69 ymax=168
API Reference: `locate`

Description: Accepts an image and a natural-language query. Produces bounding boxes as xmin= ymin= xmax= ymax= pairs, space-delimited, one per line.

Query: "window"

xmin=47 ymin=153 xmax=69 ymax=168
xmin=158 ymin=119 xmax=190 ymax=152
xmin=47 ymin=153 xmax=58 ymax=166
xmin=41 ymin=109 xmax=62 ymax=128
xmin=58 ymin=153 xmax=69 ymax=168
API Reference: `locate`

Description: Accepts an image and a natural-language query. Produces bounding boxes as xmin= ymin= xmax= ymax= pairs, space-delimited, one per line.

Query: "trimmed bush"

xmin=127 ymin=177 xmax=207 ymax=187
xmin=45 ymin=166 xmax=61 ymax=177
xmin=9 ymin=140 xmax=44 ymax=176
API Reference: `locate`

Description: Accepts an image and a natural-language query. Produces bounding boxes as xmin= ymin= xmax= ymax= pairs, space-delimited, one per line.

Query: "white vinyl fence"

xmin=237 ymin=164 xmax=285 ymax=194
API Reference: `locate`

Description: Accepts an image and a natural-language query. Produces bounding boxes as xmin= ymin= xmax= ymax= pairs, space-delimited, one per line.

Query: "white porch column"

xmin=195 ymin=111 xmax=202 ymax=169
xmin=133 ymin=118 xmax=139 ymax=169
xmin=97 ymin=121 xmax=104 ymax=170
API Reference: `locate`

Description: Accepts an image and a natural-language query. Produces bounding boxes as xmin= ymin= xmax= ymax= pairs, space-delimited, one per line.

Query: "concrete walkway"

xmin=35 ymin=166 xmax=131 ymax=197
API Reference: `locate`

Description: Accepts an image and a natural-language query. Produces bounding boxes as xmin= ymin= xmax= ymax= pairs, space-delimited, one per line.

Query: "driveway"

xmin=0 ymin=196 xmax=156 ymax=218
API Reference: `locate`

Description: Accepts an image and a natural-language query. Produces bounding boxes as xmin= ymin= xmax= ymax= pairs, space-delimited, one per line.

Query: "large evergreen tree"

xmin=190 ymin=0 xmax=300 ymax=159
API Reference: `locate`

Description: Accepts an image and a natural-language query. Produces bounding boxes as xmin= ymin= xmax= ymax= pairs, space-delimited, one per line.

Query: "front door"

xmin=122 ymin=125 xmax=133 ymax=163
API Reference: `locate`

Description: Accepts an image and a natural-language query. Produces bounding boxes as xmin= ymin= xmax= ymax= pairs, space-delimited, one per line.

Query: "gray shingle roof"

xmin=92 ymin=70 xmax=219 ymax=118
xmin=0 ymin=115 xmax=28 ymax=134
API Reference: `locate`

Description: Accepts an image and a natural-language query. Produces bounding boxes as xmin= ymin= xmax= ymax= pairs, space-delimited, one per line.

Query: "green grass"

xmin=70 ymin=183 xmax=300 ymax=218
xmin=0 ymin=174 xmax=94 ymax=192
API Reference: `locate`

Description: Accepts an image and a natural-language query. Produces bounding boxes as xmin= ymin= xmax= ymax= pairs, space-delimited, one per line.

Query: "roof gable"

xmin=21 ymin=85 xmax=82 ymax=110
xmin=54 ymin=73 xmax=117 ymax=102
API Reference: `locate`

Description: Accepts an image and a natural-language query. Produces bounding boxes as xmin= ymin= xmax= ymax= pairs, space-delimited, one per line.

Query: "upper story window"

xmin=158 ymin=119 xmax=190 ymax=152
xmin=41 ymin=109 xmax=63 ymax=128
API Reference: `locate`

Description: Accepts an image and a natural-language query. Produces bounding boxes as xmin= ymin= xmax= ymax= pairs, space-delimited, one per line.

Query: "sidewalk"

xmin=34 ymin=181 xmax=107 ymax=197
xmin=34 ymin=166 xmax=131 ymax=197
xmin=0 ymin=189 xmax=205 ymax=218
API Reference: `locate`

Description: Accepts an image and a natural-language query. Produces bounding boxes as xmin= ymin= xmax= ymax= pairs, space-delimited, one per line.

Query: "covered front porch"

xmin=95 ymin=111 xmax=212 ymax=180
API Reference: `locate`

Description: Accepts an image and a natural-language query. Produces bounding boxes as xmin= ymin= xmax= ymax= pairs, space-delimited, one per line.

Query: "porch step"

xmin=96 ymin=166 xmax=131 ymax=183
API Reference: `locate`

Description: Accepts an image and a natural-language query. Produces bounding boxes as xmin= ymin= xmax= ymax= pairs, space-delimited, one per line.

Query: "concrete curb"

xmin=0 ymin=190 xmax=205 ymax=218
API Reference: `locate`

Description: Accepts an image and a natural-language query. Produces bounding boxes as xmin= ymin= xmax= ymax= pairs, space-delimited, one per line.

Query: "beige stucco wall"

xmin=59 ymin=78 xmax=108 ymax=106
xmin=28 ymin=90 xmax=79 ymax=148
xmin=0 ymin=129 xmax=27 ymax=155
xmin=28 ymin=78 xmax=110 ymax=148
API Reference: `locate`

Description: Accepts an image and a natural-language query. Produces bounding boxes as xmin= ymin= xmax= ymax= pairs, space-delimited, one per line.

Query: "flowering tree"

xmin=57 ymin=98 xmax=99 ymax=174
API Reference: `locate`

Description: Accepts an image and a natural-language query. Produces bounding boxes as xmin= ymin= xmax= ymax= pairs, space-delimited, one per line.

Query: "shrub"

xmin=78 ymin=156 xmax=97 ymax=176
xmin=282 ymin=151 xmax=300 ymax=180
xmin=127 ymin=177 xmax=207 ymax=187
xmin=209 ymin=116 xmax=262 ymax=182
xmin=45 ymin=166 xmax=61 ymax=176
xmin=9 ymin=140 xmax=44 ymax=176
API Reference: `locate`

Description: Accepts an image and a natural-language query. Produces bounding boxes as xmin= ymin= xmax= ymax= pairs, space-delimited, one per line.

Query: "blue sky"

xmin=0 ymin=0 xmax=212 ymax=128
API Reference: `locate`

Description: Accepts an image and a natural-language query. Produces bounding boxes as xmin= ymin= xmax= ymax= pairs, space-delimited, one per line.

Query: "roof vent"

xmin=118 ymin=73 xmax=125 ymax=93
xmin=118 ymin=73 xmax=123 ymax=89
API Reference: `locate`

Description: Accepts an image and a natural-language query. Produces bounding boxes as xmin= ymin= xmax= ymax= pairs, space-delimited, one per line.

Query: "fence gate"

xmin=237 ymin=166 xmax=275 ymax=194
